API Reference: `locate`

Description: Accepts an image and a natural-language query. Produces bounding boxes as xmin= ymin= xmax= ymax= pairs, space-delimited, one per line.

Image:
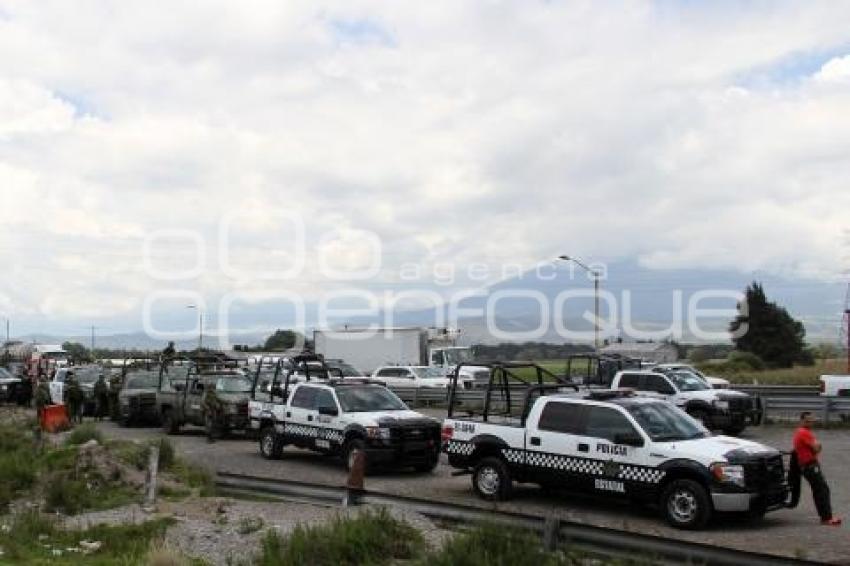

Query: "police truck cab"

xmin=443 ymin=362 xmax=788 ymax=529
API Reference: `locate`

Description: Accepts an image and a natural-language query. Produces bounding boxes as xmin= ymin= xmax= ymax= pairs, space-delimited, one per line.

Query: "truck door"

xmin=524 ymin=400 xmax=589 ymax=488
xmin=579 ymin=405 xmax=653 ymax=499
xmin=311 ymin=388 xmax=343 ymax=452
xmin=286 ymin=385 xmax=318 ymax=447
xmin=187 ymin=378 xmax=205 ymax=422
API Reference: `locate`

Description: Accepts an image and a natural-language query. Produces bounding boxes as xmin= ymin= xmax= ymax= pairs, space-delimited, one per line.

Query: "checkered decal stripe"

xmin=284 ymin=423 xmax=343 ymax=443
xmin=617 ymin=466 xmax=665 ymax=483
xmin=448 ymin=441 xmax=665 ymax=484
xmin=445 ymin=440 xmax=475 ymax=456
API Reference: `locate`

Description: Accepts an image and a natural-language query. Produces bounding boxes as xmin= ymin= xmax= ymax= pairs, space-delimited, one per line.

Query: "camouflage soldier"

xmin=65 ymin=373 xmax=84 ymax=424
xmin=34 ymin=378 xmax=51 ymax=422
xmin=162 ymin=341 xmax=176 ymax=369
xmin=108 ymin=373 xmax=122 ymax=420
xmin=202 ymin=383 xmax=225 ymax=443
xmin=94 ymin=374 xmax=109 ymax=421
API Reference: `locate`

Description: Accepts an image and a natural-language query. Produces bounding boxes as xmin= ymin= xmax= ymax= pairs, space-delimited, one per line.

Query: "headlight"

xmin=713 ymin=400 xmax=729 ymax=410
xmin=366 ymin=426 xmax=391 ymax=440
xmin=711 ymin=463 xmax=746 ymax=487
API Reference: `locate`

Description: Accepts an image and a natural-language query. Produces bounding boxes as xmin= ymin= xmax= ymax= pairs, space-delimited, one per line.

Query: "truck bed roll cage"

xmin=447 ymin=361 xmax=579 ymax=425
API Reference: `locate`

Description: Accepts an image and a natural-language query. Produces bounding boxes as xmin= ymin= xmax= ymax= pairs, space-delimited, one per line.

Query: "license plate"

xmin=316 ymin=439 xmax=330 ymax=449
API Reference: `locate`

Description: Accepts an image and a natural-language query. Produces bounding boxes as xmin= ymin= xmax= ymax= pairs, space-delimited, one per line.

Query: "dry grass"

xmin=700 ymin=358 xmax=848 ymax=385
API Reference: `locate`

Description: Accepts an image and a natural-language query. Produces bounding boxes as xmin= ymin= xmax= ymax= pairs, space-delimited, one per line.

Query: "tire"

xmin=259 ymin=427 xmax=283 ymax=460
xmin=660 ymin=479 xmax=711 ymax=530
xmin=344 ymin=439 xmax=367 ymax=473
xmin=472 ymin=456 xmax=512 ymax=501
xmin=161 ymin=409 xmax=180 ymax=435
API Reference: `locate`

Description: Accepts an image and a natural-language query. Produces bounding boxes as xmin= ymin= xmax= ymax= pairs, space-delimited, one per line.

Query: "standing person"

xmin=65 ymin=372 xmax=83 ymax=424
xmin=34 ymin=378 xmax=51 ymax=422
xmin=108 ymin=373 xmax=122 ymax=421
xmin=161 ymin=341 xmax=176 ymax=370
xmin=794 ymin=412 xmax=842 ymax=526
xmin=93 ymin=374 xmax=109 ymax=421
xmin=202 ymin=382 xmax=224 ymax=443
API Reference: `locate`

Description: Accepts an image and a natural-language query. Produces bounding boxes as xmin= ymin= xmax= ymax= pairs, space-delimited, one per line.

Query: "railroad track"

xmin=214 ymin=471 xmax=818 ymax=566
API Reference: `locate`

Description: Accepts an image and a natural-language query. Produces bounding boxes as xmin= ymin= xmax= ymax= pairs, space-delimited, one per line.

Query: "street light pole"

xmin=558 ymin=255 xmax=601 ymax=351
xmin=187 ymin=306 xmax=203 ymax=351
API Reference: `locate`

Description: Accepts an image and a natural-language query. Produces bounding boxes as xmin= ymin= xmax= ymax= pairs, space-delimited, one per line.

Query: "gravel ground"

xmin=87 ymin=416 xmax=850 ymax=564
xmin=66 ymin=497 xmax=449 ymax=565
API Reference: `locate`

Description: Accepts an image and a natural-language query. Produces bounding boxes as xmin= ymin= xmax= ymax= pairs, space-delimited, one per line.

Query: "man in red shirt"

xmin=793 ymin=412 xmax=841 ymax=526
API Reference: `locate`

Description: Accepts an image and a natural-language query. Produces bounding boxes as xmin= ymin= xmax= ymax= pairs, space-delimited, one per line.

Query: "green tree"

xmin=729 ymin=282 xmax=808 ymax=368
xmin=262 ymin=330 xmax=303 ymax=351
xmin=62 ymin=341 xmax=92 ymax=363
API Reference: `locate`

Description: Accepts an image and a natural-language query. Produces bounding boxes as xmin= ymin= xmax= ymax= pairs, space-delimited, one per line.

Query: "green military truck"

xmin=156 ymin=362 xmax=252 ymax=437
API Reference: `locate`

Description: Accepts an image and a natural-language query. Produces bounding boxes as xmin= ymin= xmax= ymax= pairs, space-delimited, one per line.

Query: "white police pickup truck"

xmin=610 ymin=370 xmax=761 ymax=435
xmin=443 ymin=386 xmax=788 ymax=529
xmin=251 ymin=379 xmax=441 ymax=472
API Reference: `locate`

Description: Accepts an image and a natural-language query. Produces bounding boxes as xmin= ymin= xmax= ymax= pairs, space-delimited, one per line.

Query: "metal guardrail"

xmin=762 ymin=397 xmax=850 ymax=423
xmin=214 ymin=471 xmax=818 ymax=566
xmin=388 ymin=385 xmax=850 ymax=423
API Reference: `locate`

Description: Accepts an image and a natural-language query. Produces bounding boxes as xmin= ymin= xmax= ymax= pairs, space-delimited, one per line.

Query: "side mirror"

xmin=318 ymin=405 xmax=339 ymax=417
xmin=614 ymin=433 xmax=644 ymax=447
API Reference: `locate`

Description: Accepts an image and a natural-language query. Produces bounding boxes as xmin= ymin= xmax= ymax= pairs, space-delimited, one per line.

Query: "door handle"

xmin=307 ymin=415 xmax=313 ymax=422
xmin=286 ymin=412 xmax=291 ymax=418
xmin=530 ymin=437 xmax=541 ymax=446
xmin=578 ymin=443 xmax=589 ymax=452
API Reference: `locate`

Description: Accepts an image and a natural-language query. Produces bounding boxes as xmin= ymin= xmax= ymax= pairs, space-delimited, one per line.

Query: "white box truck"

xmin=313 ymin=327 xmax=490 ymax=386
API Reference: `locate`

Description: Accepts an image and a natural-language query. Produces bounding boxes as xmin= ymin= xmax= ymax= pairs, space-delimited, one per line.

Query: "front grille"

xmin=727 ymin=397 xmax=750 ymax=413
xmin=745 ymin=455 xmax=786 ymax=490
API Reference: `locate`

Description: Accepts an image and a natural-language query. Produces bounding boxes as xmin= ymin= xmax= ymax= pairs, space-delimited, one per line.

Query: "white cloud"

xmin=815 ymin=54 xmax=850 ymax=84
xmin=1 ymin=1 xmax=850 ymax=330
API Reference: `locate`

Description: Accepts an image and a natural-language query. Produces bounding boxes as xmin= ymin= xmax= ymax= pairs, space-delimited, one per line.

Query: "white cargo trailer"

xmin=313 ymin=327 xmax=490 ymax=386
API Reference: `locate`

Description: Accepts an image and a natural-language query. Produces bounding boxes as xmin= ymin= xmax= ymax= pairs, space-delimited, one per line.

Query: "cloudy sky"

xmin=1 ymin=1 xmax=849 ymax=339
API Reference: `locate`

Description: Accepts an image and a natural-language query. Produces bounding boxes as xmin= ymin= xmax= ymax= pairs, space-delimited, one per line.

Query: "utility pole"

xmin=558 ymin=255 xmax=601 ymax=351
xmin=91 ymin=325 xmax=96 ymax=351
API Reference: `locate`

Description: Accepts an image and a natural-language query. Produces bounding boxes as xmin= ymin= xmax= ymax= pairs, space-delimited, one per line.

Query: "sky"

xmin=1 ymin=1 xmax=849 ymax=341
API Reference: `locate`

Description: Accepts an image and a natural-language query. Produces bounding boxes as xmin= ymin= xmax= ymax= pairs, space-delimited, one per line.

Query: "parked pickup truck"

xmin=819 ymin=375 xmax=850 ymax=397
xmin=371 ymin=365 xmax=474 ymax=389
xmin=651 ymin=364 xmax=731 ymax=389
xmin=610 ymin=370 xmax=761 ymax=435
xmin=156 ymin=364 xmax=252 ymax=437
xmin=49 ymin=365 xmax=103 ymax=415
xmin=117 ymin=370 xmax=160 ymax=426
xmin=249 ymin=356 xmax=440 ymax=472
xmin=443 ymin=369 xmax=788 ymax=529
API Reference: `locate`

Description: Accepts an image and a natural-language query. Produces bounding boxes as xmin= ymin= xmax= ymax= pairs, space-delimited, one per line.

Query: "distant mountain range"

xmin=11 ymin=260 xmax=847 ymax=348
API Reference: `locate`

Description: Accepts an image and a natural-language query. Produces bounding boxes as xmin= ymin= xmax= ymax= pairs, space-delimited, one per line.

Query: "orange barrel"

xmin=40 ymin=404 xmax=70 ymax=432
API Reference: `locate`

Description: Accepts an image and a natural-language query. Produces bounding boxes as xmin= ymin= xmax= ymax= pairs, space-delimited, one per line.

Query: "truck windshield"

xmin=412 ymin=367 xmax=445 ymax=379
xmin=216 ymin=376 xmax=253 ymax=393
xmin=443 ymin=349 xmax=473 ymax=365
xmin=126 ymin=374 xmax=159 ymax=389
xmin=327 ymin=363 xmax=361 ymax=377
xmin=667 ymin=371 xmax=710 ymax=391
xmin=336 ymin=386 xmax=408 ymax=412
xmin=627 ymin=402 xmax=708 ymax=442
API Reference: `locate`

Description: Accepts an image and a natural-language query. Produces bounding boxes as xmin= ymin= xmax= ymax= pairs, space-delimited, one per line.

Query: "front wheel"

xmin=660 ymin=479 xmax=711 ymax=530
xmin=472 ymin=456 xmax=512 ymax=501
xmin=161 ymin=409 xmax=180 ymax=435
xmin=259 ymin=427 xmax=282 ymax=460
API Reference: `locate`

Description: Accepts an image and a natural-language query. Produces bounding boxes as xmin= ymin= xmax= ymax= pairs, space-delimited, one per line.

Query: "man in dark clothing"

xmin=65 ymin=373 xmax=84 ymax=424
xmin=794 ymin=412 xmax=842 ymax=526
xmin=162 ymin=341 xmax=176 ymax=369
xmin=202 ymin=383 xmax=225 ymax=443
xmin=108 ymin=373 xmax=122 ymax=421
xmin=94 ymin=374 xmax=109 ymax=421
xmin=34 ymin=378 xmax=51 ymax=422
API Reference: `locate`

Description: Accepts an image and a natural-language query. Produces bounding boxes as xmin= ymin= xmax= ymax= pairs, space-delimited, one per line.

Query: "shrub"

xmin=44 ymin=473 xmax=89 ymax=515
xmin=727 ymin=351 xmax=766 ymax=371
xmin=66 ymin=423 xmax=104 ymax=446
xmin=256 ymin=508 xmax=423 ymax=566
xmin=155 ymin=437 xmax=176 ymax=470
xmin=423 ymin=523 xmax=568 ymax=566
